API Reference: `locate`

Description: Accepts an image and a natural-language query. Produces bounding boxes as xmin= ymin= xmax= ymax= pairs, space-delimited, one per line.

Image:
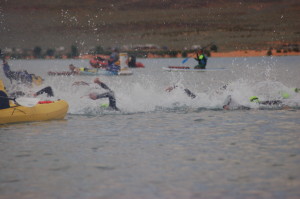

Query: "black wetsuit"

xmin=171 ymin=85 xmax=196 ymax=99
xmin=0 ymin=90 xmax=10 ymax=109
xmin=183 ymin=88 xmax=196 ymax=99
xmin=95 ymin=82 xmax=119 ymax=111
xmin=128 ymin=56 xmax=136 ymax=67
xmin=35 ymin=86 xmax=54 ymax=97
xmin=223 ymin=95 xmax=285 ymax=110
xmin=258 ymin=100 xmax=283 ymax=106
xmin=9 ymin=86 xmax=54 ymax=98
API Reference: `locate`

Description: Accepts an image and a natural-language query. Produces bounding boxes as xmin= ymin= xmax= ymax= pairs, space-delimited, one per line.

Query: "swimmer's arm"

xmin=72 ymin=81 xmax=90 ymax=86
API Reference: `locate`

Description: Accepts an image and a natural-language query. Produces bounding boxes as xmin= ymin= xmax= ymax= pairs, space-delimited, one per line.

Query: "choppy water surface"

xmin=0 ymin=56 xmax=300 ymax=199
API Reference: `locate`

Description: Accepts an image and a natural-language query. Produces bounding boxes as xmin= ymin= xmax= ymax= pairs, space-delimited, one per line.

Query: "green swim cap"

xmin=249 ymin=96 xmax=259 ymax=102
xmin=294 ymin=88 xmax=299 ymax=93
xmin=100 ymin=103 xmax=109 ymax=108
xmin=281 ymin=92 xmax=290 ymax=99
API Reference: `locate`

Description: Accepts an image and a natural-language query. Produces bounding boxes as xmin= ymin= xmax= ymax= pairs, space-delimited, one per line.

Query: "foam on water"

xmin=1 ymin=57 xmax=300 ymax=115
xmin=1 ymin=57 xmax=300 ymax=199
xmin=42 ymin=75 xmax=300 ymax=115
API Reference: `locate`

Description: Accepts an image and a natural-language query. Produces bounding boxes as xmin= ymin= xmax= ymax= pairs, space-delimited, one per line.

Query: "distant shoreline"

xmin=143 ymin=50 xmax=300 ymax=59
xmin=3 ymin=49 xmax=299 ymax=60
xmin=210 ymin=50 xmax=300 ymax=58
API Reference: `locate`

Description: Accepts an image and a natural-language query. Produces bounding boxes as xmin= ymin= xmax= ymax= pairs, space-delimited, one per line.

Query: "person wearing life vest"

xmin=108 ymin=48 xmax=119 ymax=66
xmin=105 ymin=49 xmax=121 ymax=73
xmin=69 ymin=64 xmax=82 ymax=74
xmin=69 ymin=64 xmax=96 ymax=74
xmin=194 ymin=49 xmax=207 ymax=69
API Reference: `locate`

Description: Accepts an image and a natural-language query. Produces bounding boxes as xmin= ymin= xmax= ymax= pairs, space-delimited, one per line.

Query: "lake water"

xmin=0 ymin=56 xmax=300 ymax=199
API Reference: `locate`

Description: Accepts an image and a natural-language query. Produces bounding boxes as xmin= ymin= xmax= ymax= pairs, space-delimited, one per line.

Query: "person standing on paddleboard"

xmin=194 ymin=49 xmax=207 ymax=69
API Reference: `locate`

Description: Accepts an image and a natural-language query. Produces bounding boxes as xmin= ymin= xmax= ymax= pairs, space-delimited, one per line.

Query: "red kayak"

xmin=130 ymin=62 xmax=145 ymax=68
xmin=168 ymin=66 xmax=190 ymax=69
xmin=90 ymin=56 xmax=145 ymax=68
xmin=90 ymin=58 xmax=108 ymax=68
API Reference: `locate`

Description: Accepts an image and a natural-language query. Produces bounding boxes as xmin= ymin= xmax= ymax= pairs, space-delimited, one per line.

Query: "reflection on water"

xmin=0 ymin=109 xmax=300 ymax=199
xmin=0 ymin=57 xmax=300 ymax=198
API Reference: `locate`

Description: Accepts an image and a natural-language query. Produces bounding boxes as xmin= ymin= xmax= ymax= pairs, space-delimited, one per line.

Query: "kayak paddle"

xmin=0 ymin=96 xmax=40 ymax=107
xmin=181 ymin=57 xmax=189 ymax=64
xmin=15 ymin=97 xmax=40 ymax=107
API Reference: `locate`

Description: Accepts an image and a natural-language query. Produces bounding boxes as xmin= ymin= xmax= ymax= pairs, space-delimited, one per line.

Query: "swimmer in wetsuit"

xmin=73 ymin=78 xmax=119 ymax=111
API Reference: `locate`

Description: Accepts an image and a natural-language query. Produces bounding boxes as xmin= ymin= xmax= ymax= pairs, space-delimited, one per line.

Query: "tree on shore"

xmin=33 ymin=46 xmax=42 ymax=58
xmin=70 ymin=45 xmax=79 ymax=58
xmin=46 ymin=48 xmax=55 ymax=57
xmin=95 ymin=46 xmax=105 ymax=54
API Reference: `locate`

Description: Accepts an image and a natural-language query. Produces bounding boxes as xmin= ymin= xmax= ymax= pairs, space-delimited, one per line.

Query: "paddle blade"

xmin=15 ymin=97 xmax=40 ymax=107
xmin=182 ymin=58 xmax=189 ymax=64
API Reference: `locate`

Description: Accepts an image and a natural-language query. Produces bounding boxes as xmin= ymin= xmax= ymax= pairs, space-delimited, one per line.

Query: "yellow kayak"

xmin=0 ymin=100 xmax=68 ymax=125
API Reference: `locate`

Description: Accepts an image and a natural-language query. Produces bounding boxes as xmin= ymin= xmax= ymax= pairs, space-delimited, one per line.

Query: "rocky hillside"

xmin=1 ymin=0 xmax=299 ymax=52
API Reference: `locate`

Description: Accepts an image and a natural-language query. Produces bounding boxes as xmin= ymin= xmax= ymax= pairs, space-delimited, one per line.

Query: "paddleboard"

xmin=79 ymin=69 xmax=117 ymax=76
xmin=79 ymin=69 xmax=133 ymax=76
xmin=48 ymin=69 xmax=133 ymax=76
xmin=163 ymin=66 xmax=227 ymax=72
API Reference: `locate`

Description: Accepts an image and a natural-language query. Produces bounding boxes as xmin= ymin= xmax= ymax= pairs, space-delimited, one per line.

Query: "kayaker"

xmin=0 ymin=80 xmax=53 ymax=109
xmin=106 ymin=64 xmax=120 ymax=73
xmin=2 ymin=59 xmax=43 ymax=86
xmin=0 ymin=80 xmax=10 ymax=109
xmin=108 ymin=48 xmax=119 ymax=66
xmin=1 ymin=77 xmax=54 ymax=102
xmin=73 ymin=78 xmax=119 ymax=111
xmin=194 ymin=49 xmax=207 ymax=69
xmin=0 ymin=90 xmax=10 ymax=109
xmin=105 ymin=49 xmax=121 ymax=73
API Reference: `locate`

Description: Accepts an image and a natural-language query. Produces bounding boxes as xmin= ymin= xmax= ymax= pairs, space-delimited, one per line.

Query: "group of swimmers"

xmin=1 ymin=49 xmax=299 ymax=111
xmin=0 ymin=53 xmax=120 ymax=110
xmin=166 ymin=84 xmax=300 ymax=110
